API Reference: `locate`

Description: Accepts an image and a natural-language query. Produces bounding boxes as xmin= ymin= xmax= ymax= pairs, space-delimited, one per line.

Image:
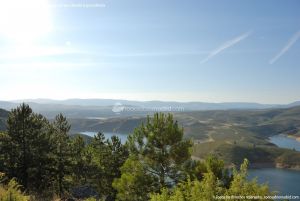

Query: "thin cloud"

xmin=269 ymin=30 xmax=300 ymax=64
xmin=201 ymin=31 xmax=252 ymax=64
xmin=95 ymin=51 xmax=209 ymax=57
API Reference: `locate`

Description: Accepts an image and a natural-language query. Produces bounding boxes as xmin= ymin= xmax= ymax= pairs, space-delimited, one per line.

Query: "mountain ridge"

xmin=1 ymin=99 xmax=299 ymax=119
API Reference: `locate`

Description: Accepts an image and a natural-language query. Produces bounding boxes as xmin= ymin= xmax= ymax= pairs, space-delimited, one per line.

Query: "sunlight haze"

xmin=0 ymin=0 xmax=299 ymax=104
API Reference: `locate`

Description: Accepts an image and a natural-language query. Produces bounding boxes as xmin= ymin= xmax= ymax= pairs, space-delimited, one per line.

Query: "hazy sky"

xmin=0 ymin=0 xmax=300 ymax=104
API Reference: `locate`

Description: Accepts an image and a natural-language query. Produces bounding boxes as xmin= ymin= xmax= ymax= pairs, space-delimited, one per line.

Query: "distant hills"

xmin=1 ymin=102 xmax=300 ymax=168
xmin=67 ymin=105 xmax=300 ymax=168
xmin=0 ymin=98 xmax=300 ymax=119
xmin=67 ymin=105 xmax=300 ymax=136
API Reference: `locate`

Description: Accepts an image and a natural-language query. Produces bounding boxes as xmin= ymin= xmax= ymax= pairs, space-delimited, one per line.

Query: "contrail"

xmin=201 ymin=31 xmax=252 ymax=64
xmin=269 ymin=30 xmax=300 ymax=64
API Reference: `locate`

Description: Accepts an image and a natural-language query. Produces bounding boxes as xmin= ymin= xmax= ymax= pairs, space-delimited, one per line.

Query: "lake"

xmin=81 ymin=131 xmax=129 ymax=143
xmin=269 ymin=134 xmax=300 ymax=151
xmin=248 ymin=168 xmax=300 ymax=196
xmin=247 ymin=134 xmax=300 ymax=196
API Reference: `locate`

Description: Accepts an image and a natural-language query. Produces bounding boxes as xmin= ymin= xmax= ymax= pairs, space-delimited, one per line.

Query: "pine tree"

xmin=114 ymin=113 xmax=192 ymax=200
xmin=112 ymin=156 xmax=156 ymax=201
xmin=128 ymin=113 xmax=192 ymax=189
xmin=6 ymin=103 xmax=34 ymax=188
xmin=52 ymin=113 xmax=71 ymax=197
xmin=71 ymin=135 xmax=86 ymax=185
xmin=3 ymin=103 xmax=54 ymax=192
xmin=89 ymin=132 xmax=129 ymax=199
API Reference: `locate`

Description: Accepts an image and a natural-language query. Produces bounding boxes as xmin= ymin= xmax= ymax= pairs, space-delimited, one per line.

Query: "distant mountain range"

xmin=0 ymin=98 xmax=299 ymax=119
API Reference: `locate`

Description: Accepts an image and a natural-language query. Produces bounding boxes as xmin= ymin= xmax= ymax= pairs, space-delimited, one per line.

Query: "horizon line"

xmin=1 ymin=97 xmax=299 ymax=106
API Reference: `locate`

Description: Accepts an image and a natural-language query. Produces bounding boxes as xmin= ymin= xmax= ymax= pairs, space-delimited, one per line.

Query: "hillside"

xmin=69 ymin=106 xmax=300 ymax=137
xmin=184 ymin=106 xmax=300 ymax=168
xmin=69 ymin=106 xmax=300 ymax=168
xmin=1 ymin=104 xmax=300 ymax=168
xmin=69 ymin=133 xmax=94 ymax=144
xmin=69 ymin=117 xmax=146 ymax=134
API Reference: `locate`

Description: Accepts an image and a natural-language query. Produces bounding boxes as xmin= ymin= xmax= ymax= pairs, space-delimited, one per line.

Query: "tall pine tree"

xmin=114 ymin=113 xmax=192 ymax=200
xmin=52 ymin=113 xmax=71 ymax=197
xmin=4 ymin=104 xmax=54 ymax=192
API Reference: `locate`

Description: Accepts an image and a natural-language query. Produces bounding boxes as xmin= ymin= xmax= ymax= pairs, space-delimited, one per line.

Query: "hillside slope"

xmin=69 ymin=106 xmax=300 ymax=138
xmin=69 ymin=106 xmax=300 ymax=168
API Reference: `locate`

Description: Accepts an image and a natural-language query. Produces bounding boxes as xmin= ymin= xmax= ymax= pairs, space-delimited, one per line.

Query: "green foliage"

xmin=186 ymin=155 xmax=232 ymax=188
xmin=225 ymin=159 xmax=272 ymax=201
xmin=1 ymin=104 xmax=129 ymax=200
xmin=2 ymin=103 xmax=56 ymax=192
xmin=70 ymin=135 xmax=91 ymax=185
xmin=150 ymin=173 xmax=222 ymax=201
xmin=0 ymin=108 xmax=8 ymax=131
xmin=113 ymin=156 xmax=156 ymax=201
xmin=1 ymin=105 xmax=79 ymax=198
xmin=88 ymin=132 xmax=129 ymax=199
xmin=127 ymin=113 xmax=193 ymax=189
xmin=70 ymin=133 xmax=93 ymax=144
xmin=114 ymin=113 xmax=193 ymax=200
xmin=52 ymin=113 xmax=72 ymax=197
xmin=0 ymin=174 xmax=29 ymax=201
xmin=151 ymin=159 xmax=273 ymax=201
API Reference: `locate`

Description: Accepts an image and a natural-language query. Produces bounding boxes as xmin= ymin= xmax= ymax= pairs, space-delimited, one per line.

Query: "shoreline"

xmin=249 ymin=162 xmax=300 ymax=171
xmin=287 ymin=134 xmax=300 ymax=142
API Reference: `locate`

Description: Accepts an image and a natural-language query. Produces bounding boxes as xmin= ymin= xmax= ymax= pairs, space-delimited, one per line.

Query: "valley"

xmin=1 ymin=102 xmax=300 ymax=199
xmin=1 ymin=103 xmax=300 ymax=169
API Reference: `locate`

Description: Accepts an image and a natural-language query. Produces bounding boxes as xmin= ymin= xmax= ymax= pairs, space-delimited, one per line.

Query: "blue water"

xmin=248 ymin=168 xmax=300 ymax=196
xmin=247 ymin=134 xmax=300 ymax=196
xmin=81 ymin=132 xmax=128 ymax=143
xmin=269 ymin=135 xmax=300 ymax=151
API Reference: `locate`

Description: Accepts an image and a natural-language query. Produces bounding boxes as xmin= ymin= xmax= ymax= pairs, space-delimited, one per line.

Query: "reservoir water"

xmin=248 ymin=168 xmax=300 ymax=196
xmin=269 ymin=134 xmax=300 ymax=151
xmin=247 ymin=134 xmax=300 ymax=196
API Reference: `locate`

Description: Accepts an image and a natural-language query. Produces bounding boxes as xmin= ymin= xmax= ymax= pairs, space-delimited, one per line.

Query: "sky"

xmin=0 ymin=0 xmax=300 ymax=104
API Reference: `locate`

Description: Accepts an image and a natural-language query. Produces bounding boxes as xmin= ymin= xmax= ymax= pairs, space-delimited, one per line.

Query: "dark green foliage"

xmin=128 ymin=113 xmax=193 ymax=188
xmin=113 ymin=113 xmax=193 ymax=200
xmin=89 ymin=132 xmax=129 ymax=199
xmin=112 ymin=156 xmax=157 ymax=201
xmin=150 ymin=159 xmax=273 ymax=201
xmin=0 ymin=108 xmax=9 ymax=131
xmin=52 ymin=113 xmax=72 ymax=197
xmin=70 ymin=135 xmax=91 ymax=185
xmin=3 ymin=103 xmax=55 ymax=192
xmin=70 ymin=133 xmax=93 ymax=144
xmin=1 ymin=105 xmax=77 ymax=199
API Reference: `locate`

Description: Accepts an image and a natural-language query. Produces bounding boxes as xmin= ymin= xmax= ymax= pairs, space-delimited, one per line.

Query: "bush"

xmin=0 ymin=177 xmax=29 ymax=201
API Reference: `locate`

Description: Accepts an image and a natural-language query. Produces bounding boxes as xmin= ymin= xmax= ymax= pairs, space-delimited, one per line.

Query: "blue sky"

xmin=0 ymin=0 xmax=300 ymax=103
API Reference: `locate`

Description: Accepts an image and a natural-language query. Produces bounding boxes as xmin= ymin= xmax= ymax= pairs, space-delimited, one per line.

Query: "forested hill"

xmin=0 ymin=108 xmax=8 ymax=131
